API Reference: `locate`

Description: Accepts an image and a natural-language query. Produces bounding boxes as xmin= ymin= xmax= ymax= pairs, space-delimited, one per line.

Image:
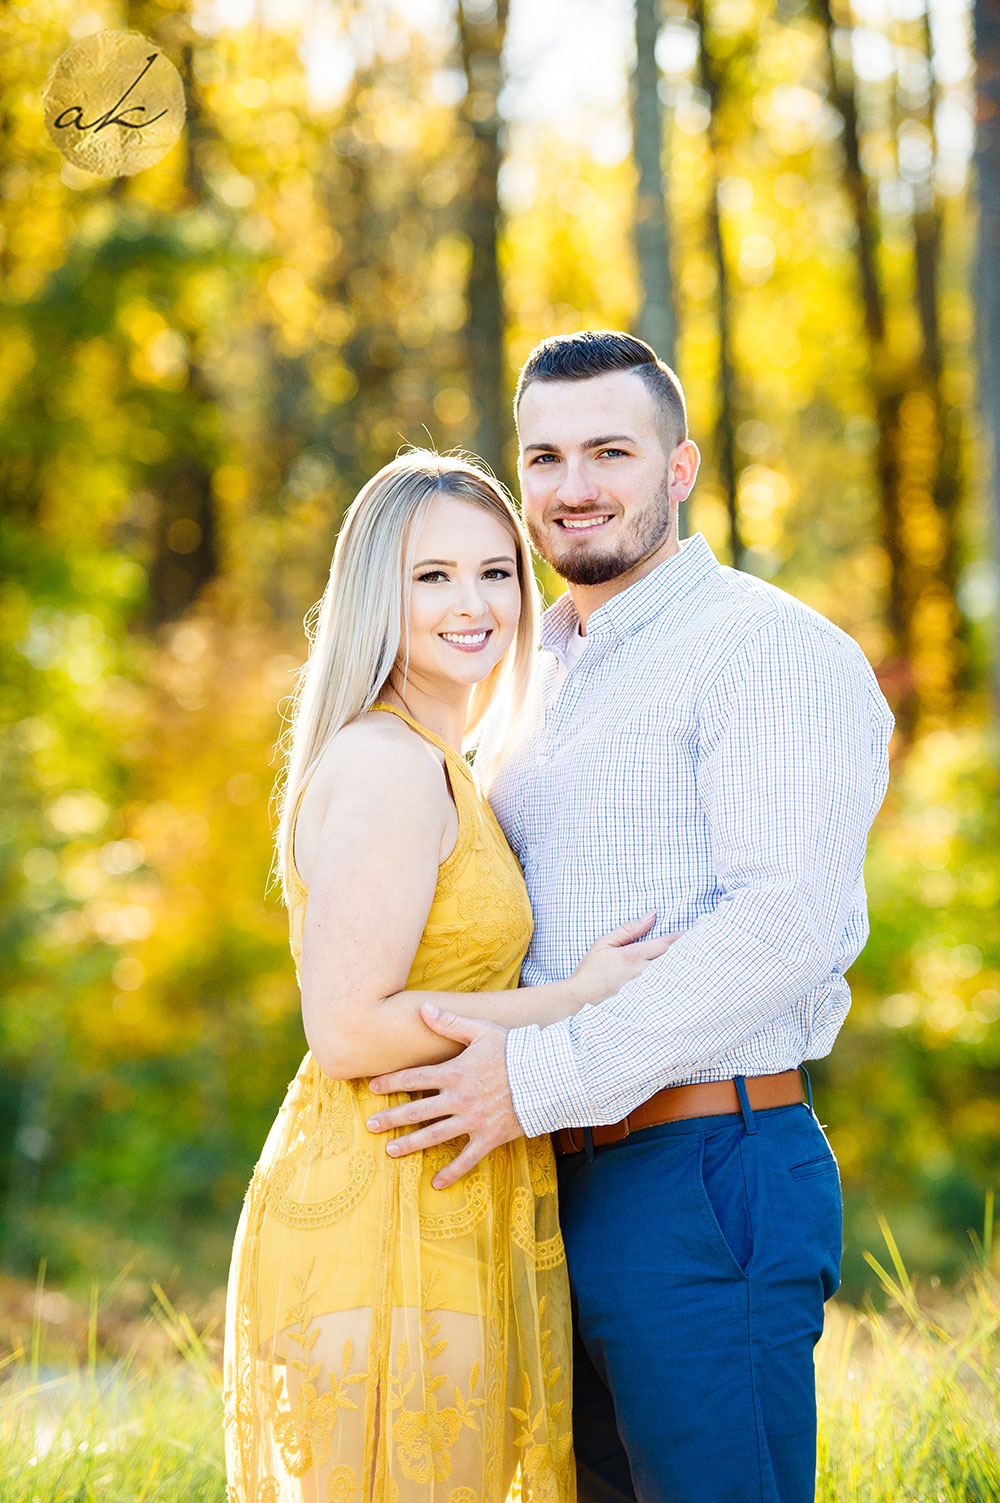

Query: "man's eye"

xmin=529 ymin=453 xmax=558 ymax=464
xmin=599 ymin=448 xmax=627 ymax=459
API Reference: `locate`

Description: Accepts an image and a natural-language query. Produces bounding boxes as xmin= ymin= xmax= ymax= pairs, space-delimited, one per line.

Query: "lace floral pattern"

xmin=224 ymin=707 xmax=574 ymax=1501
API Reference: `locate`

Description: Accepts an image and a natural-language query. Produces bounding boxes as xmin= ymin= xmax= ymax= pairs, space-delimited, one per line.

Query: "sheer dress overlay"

xmin=223 ymin=706 xmax=575 ymax=1503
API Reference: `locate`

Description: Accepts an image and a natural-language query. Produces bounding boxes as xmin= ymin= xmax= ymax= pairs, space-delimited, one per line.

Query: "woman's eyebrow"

xmin=414 ymin=555 xmax=516 ymax=568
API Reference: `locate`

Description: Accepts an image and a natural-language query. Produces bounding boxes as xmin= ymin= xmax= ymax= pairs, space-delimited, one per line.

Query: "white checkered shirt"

xmin=488 ymin=533 xmax=894 ymax=1137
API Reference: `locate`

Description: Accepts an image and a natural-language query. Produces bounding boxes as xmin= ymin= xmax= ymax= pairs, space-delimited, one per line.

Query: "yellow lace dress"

xmin=223 ymin=705 xmax=574 ymax=1503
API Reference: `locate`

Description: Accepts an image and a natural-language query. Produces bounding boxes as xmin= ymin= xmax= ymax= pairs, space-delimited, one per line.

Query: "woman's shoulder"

xmin=301 ymin=713 xmax=448 ymax=826
xmin=327 ymin=711 xmax=445 ymax=778
xmin=293 ymin=714 xmax=452 ymax=887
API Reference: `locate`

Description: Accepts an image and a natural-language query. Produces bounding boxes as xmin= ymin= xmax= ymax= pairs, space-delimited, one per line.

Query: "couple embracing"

xmin=223 ymin=330 xmax=893 ymax=1503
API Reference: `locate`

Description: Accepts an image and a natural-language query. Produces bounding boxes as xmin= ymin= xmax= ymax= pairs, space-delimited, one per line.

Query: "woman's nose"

xmin=452 ymin=578 xmax=489 ymax=618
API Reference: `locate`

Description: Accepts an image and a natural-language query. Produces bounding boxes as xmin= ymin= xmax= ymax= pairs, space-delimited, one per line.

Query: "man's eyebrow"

xmin=413 ymin=555 xmax=516 ymax=567
xmin=522 ymin=434 xmax=637 ymax=453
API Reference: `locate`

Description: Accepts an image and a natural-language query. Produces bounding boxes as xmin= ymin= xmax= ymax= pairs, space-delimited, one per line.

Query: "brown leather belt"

xmin=551 ymin=1070 xmax=805 ymax=1156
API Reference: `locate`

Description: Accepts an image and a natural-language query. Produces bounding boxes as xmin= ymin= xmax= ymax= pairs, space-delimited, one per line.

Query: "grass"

xmin=815 ymin=1201 xmax=1000 ymax=1502
xmin=0 ymin=1276 xmax=225 ymax=1503
xmin=1 ymin=1212 xmax=998 ymax=1502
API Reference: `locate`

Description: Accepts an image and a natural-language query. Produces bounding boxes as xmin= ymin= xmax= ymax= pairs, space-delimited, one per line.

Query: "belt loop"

xmin=799 ymin=1064 xmax=814 ymax=1116
xmin=734 ymin=1075 xmax=757 ymax=1135
xmin=583 ymin=1126 xmax=595 ymax=1163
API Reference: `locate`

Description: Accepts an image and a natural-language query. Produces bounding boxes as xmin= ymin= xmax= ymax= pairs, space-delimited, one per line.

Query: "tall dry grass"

xmin=2 ymin=1210 xmax=998 ymax=1501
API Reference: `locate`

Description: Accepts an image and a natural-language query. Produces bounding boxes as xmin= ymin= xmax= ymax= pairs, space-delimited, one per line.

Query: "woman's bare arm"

xmin=297 ymin=720 xmax=592 ymax=1080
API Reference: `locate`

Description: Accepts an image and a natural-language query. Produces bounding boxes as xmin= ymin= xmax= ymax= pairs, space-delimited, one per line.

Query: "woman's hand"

xmin=567 ymin=911 xmax=678 ymax=1009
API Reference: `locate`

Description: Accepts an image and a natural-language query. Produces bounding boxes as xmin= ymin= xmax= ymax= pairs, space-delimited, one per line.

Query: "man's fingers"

xmin=366 ymin=1096 xmax=444 ymax=1133
xmin=384 ymin=1119 xmax=466 ymax=1157
xmin=418 ymin=1001 xmax=482 ymax=1044
xmin=368 ymin=1064 xmax=442 ymax=1097
xmin=429 ymin=1137 xmax=489 ymax=1190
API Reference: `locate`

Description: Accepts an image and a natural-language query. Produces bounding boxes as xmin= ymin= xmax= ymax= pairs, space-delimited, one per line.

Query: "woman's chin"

xmin=432 ymin=644 xmax=509 ymax=684
xmin=432 ymin=655 xmax=504 ymax=691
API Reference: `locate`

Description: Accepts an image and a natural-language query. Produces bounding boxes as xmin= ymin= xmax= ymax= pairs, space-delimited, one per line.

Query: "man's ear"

xmin=668 ymin=439 xmax=701 ymax=503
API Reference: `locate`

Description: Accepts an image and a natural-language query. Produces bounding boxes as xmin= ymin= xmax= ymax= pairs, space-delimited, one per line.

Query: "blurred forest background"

xmin=1 ymin=0 xmax=998 ymax=1313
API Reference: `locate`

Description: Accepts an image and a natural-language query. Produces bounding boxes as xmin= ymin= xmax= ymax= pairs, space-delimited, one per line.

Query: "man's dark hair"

xmin=514 ymin=330 xmax=687 ymax=454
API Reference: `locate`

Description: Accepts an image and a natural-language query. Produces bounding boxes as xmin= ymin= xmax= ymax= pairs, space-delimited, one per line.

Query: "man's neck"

xmin=569 ymin=531 xmax=681 ymax=633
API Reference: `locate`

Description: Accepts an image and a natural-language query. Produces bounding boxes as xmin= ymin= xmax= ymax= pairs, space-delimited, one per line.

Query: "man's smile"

xmin=553 ymin=514 xmax=615 ymax=532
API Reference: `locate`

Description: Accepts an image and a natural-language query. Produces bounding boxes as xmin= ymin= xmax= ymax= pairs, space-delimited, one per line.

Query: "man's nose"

xmin=555 ymin=458 xmax=601 ymax=506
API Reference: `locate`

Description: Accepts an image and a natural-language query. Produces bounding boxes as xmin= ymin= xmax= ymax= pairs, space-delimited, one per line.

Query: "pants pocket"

xmin=697 ymin=1130 xmax=753 ymax=1278
xmin=785 ymin=1135 xmax=843 ymax=1300
xmin=789 ymin=1153 xmax=840 ymax=1181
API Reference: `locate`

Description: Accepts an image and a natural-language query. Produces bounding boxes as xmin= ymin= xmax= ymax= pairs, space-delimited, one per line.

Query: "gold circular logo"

xmin=42 ymin=30 xmax=186 ymax=179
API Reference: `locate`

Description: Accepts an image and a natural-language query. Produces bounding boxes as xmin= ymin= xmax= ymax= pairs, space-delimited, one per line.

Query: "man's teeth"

xmin=441 ymin=630 xmax=489 ymax=643
xmin=560 ymin=516 xmax=610 ymax=530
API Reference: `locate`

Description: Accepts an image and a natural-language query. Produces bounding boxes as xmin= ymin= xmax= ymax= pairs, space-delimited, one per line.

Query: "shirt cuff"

xmin=505 ymin=1021 xmax=592 ymax=1137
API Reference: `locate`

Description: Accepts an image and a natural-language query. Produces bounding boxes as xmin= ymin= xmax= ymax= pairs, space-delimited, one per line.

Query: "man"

xmin=367 ymin=331 xmax=893 ymax=1502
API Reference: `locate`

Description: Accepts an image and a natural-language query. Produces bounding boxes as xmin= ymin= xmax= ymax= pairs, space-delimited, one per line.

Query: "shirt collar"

xmin=541 ymin=533 xmax=720 ymax=654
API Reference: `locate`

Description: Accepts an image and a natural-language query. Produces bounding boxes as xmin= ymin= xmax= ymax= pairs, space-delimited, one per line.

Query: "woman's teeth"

xmin=441 ymin=630 xmax=489 ymax=645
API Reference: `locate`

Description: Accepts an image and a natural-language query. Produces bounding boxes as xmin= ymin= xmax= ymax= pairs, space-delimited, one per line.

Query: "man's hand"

xmin=366 ymin=1003 xmax=522 ymax=1189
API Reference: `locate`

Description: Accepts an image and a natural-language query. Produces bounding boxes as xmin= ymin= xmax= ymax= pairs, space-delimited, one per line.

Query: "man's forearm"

xmin=505 ymin=898 xmax=847 ymax=1136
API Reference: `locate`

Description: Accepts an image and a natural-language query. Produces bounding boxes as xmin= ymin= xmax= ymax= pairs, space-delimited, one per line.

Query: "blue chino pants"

xmin=556 ymin=1082 xmax=842 ymax=1503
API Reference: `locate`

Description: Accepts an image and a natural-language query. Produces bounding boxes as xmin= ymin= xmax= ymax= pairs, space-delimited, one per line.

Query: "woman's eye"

xmin=483 ymin=568 xmax=513 ymax=580
xmin=416 ymin=570 xmax=447 ymax=583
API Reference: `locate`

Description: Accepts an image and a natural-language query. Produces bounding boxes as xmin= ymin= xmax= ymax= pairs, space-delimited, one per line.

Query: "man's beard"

xmin=527 ymin=472 xmax=673 ymax=586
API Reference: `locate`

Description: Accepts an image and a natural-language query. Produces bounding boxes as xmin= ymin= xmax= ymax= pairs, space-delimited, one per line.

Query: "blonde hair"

xmin=274 ymin=450 xmax=539 ymax=904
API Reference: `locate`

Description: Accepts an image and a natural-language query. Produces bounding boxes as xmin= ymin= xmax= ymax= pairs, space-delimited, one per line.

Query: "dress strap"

xmin=371 ymin=702 xmax=476 ymax=872
xmin=370 ymin=702 xmax=473 ymax=779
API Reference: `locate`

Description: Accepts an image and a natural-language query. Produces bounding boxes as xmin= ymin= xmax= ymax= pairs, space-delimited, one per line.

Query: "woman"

xmin=223 ymin=451 xmax=669 ymax=1503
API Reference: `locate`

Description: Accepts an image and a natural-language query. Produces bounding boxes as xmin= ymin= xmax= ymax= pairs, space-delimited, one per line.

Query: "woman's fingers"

xmin=602 ymin=910 xmax=657 ymax=946
xmin=632 ymin=932 xmax=680 ymax=960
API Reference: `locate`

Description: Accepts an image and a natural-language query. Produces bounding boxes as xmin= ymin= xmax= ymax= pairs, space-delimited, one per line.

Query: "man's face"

xmin=517 ymin=369 xmax=690 ymax=587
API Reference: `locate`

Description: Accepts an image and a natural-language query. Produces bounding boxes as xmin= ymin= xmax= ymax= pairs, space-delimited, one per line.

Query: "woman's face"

xmin=399 ymin=493 xmax=522 ymax=696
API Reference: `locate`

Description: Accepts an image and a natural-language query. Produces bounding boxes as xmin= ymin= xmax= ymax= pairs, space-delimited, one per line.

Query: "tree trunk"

xmin=456 ymin=1 xmax=509 ymax=479
xmin=815 ymin=0 xmax=884 ymax=344
xmin=632 ymin=0 xmax=676 ymax=366
xmin=909 ymin=6 xmax=964 ymax=716
xmin=692 ymin=0 xmax=743 ymax=569
xmin=144 ymin=36 xmax=219 ymax=626
xmin=816 ymin=0 xmax=916 ymax=733
xmin=974 ymin=0 xmax=1000 ymax=715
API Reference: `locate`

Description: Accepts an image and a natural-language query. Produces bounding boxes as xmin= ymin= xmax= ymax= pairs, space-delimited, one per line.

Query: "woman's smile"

xmin=439 ymin=628 xmax=494 ymax=651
